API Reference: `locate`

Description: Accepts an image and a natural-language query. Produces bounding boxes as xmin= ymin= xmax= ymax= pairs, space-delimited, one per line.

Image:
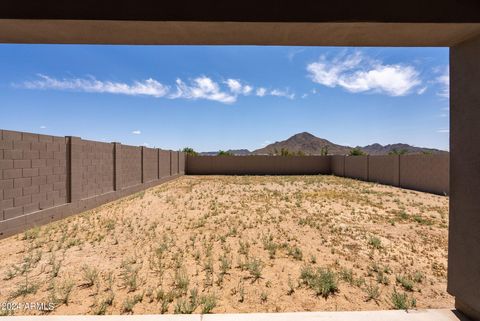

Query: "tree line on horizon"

xmin=181 ymin=147 xmax=433 ymax=157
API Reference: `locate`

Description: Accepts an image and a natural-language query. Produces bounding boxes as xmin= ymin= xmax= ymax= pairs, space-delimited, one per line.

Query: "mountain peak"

xmin=252 ymin=132 xmax=447 ymax=156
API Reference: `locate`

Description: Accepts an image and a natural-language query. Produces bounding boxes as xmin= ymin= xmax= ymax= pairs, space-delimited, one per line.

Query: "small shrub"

xmin=368 ymin=236 xmax=382 ymax=249
xmin=287 ymin=246 xmax=303 ymax=261
xmin=396 ymin=275 xmax=414 ymax=291
xmin=365 ymin=283 xmax=380 ymax=302
xmin=299 ymin=265 xmax=338 ymax=298
xmin=201 ymin=293 xmax=217 ymax=314
xmin=391 ymin=289 xmax=416 ymax=310
xmin=260 ymin=291 xmax=268 ymax=303
xmin=122 ymin=294 xmax=142 ymax=314
xmin=244 ymin=258 xmax=263 ymax=281
xmin=81 ymin=265 xmax=99 ymax=288
xmin=174 ymin=268 xmax=190 ymax=294
xmin=57 ymin=278 xmax=75 ymax=306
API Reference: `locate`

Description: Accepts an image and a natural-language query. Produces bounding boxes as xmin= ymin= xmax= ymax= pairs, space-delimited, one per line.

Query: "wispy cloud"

xmin=437 ymin=129 xmax=449 ymax=133
xmin=270 ymin=89 xmax=295 ymax=100
xmin=287 ymin=48 xmax=305 ymax=62
xmin=306 ymin=51 xmax=422 ymax=96
xmin=435 ymin=67 xmax=449 ymax=98
xmin=23 ymin=74 xmax=169 ymax=97
xmin=18 ymin=74 xmax=294 ymax=104
xmin=40 ymin=125 xmax=47 ymax=129
xmin=132 ymin=130 xmax=141 ymax=135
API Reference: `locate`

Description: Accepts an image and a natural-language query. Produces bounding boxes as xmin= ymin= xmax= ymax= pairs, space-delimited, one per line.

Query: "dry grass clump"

xmin=0 ymin=175 xmax=451 ymax=315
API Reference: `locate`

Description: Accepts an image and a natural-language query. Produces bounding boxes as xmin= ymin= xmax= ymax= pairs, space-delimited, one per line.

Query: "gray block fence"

xmin=0 ymin=129 xmax=185 ymax=239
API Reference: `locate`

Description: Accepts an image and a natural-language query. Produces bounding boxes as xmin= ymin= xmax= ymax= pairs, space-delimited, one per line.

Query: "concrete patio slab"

xmin=1 ymin=309 xmax=471 ymax=321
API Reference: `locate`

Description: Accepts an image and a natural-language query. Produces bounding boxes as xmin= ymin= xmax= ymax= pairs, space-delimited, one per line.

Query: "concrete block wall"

xmin=186 ymin=154 xmax=449 ymax=195
xmin=332 ymin=155 xmax=449 ymax=195
xmin=330 ymin=155 xmax=345 ymax=176
xmin=0 ymin=129 xmax=185 ymax=239
xmin=143 ymin=147 xmax=159 ymax=183
xmin=79 ymin=139 xmax=115 ymax=199
xmin=368 ymin=155 xmax=400 ymax=187
xmin=171 ymin=151 xmax=179 ymax=175
xmin=344 ymin=155 xmax=369 ymax=180
xmin=186 ymin=155 xmax=331 ymax=175
xmin=0 ymin=130 xmax=68 ymax=221
xmin=159 ymin=150 xmax=171 ymax=178
xmin=399 ymin=154 xmax=449 ymax=195
xmin=120 ymin=145 xmax=142 ymax=188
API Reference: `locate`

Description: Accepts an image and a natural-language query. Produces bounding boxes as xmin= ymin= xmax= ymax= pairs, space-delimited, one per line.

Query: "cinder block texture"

xmin=171 ymin=151 xmax=179 ymax=175
xmin=143 ymin=147 xmax=159 ymax=183
xmin=399 ymin=154 xmax=449 ymax=195
xmin=0 ymin=129 xmax=184 ymax=239
xmin=120 ymin=145 xmax=142 ymax=188
xmin=330 ymin=155 xmax=345 ymax=176
xmin=0 ymin=130 xmax=68 ymax=221
xmin=179 ymin=152 xmax=186 ymax=174
xmin=159 ymin=150 xmax=171 ymax=178
xmin=186 ymin=156 xmax=331 ymax=175
xmin=344 ymin=156 xmax=369 ymax=181
xmin=368 ymin=155 xmax=400 ymax=186
xmin=79 ymin=140 xmax=114 ymax=199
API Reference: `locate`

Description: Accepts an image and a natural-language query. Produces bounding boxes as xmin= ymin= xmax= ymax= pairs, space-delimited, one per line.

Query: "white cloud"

xmin=306 ymin=51 xmax=422 ymax=96
xmin=170 ymin=77 xmax=236 ymax=104
xmin=270 ymin=89 xmax=295 ymax=100
xmin=242 ymin=85 xmax=253 ymax=95
xmin=225 ymin=79 xmax=242 ymax=93
xmin=40 ymin=125 xmax=47 ymax=129
xmin=435 ymin=68 xmax=449 ymax=98
xmin=23 ymin=74 xmax=169 ymax=97
xmin=287 ymin=48 xmax=305 ymax=62
xmin=132 ymin=130 xmax=141 ymax=135
xmin=256 ymin=87 xmax=267 ymax=97
xmin=437 ymin=129 xmax=449 ymax=133
xmin=225 ymin=79 xmax=253 ymax=96
xmin=19 ymin=74 xmax=295 ymax=104
xmin=417 ymin=86 xmax=428 ymax=95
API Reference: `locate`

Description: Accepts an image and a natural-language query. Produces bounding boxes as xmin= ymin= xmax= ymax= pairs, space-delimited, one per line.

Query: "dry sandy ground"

xmin=0 ymin=175 xmax=451 ymax=315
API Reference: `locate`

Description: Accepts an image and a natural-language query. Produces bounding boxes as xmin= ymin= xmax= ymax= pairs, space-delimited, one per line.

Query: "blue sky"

xmin=0 ymin=45 xmax=449 ymax=151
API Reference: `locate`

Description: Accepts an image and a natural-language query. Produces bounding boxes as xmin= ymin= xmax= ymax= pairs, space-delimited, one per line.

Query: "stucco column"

xmin=449 ymin=33 xmax=480 ymax=321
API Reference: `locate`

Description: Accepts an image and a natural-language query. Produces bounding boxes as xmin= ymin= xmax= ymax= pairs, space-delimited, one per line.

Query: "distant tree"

xmin=182 ymin=147 xmax=198 ymax=156
xmin=389 ymin=148 xmax=408 ymax=155
xmin=296 ymin=150 xmax=305 ymax=156
xmin=217 ymin=150 xmax=233 ymax=156
xmin=280 ymin=148 xmax=293 ymax=156
xmin=320 ymin=146 xmax=329 ymax=156
xmin=422 ymin=150 xmax=433 ymax=155
xmin=349 ymin=147 xmax=367 ymax=156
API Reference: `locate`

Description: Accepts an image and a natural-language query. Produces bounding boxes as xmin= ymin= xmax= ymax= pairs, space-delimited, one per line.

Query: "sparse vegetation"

xmin=0 ymin=175 xmax=450 ymax=314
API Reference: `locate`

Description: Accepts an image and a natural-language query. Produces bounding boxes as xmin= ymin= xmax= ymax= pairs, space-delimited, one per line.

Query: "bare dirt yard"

xmin=0 ymin=175 xmax=451 ymax=315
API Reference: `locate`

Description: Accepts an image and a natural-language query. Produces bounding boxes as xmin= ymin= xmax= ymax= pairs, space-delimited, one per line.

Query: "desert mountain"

xmin=199 ymin=132 xmax=447 ymax=156
xmin=253 ymin=132 xmax=351 ymax=155
xmin=361 ymin=143 xmax=447 ymax=155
